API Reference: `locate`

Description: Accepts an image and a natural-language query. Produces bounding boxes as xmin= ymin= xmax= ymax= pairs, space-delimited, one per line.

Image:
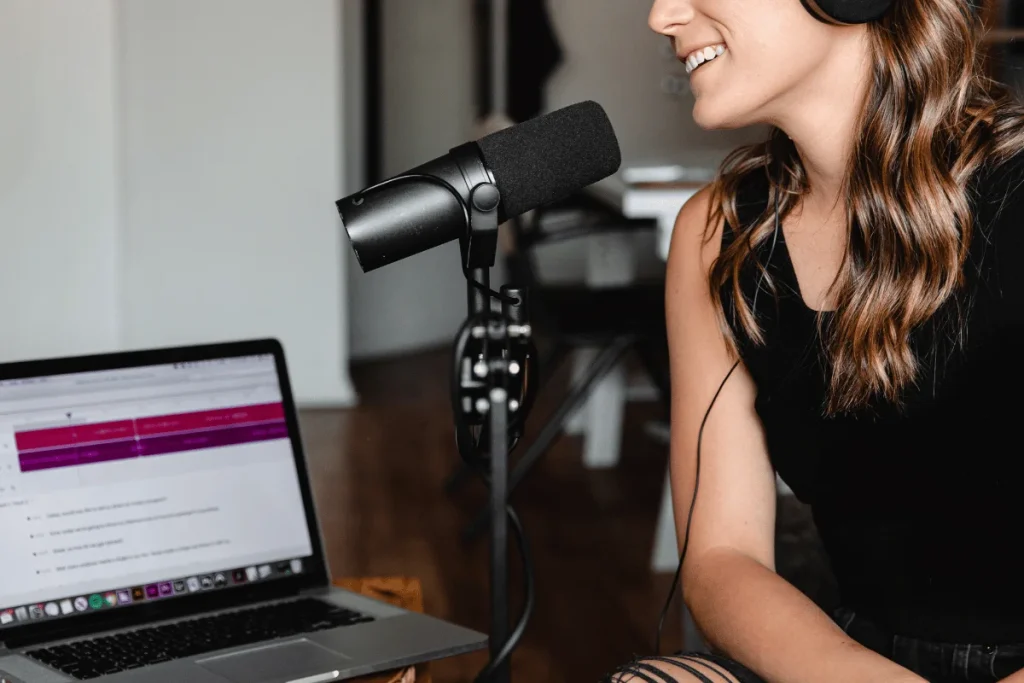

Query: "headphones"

xmin=801 ymin=0 xmax=894 ymax=24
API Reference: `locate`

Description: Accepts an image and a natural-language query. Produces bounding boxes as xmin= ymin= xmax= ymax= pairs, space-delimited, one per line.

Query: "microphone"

xmin=337 ymin=100 xmax=621 ymax=273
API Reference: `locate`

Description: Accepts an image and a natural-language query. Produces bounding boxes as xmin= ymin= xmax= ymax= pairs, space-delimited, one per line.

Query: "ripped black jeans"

xmin=837 ymin=608 xmax=1024 ymax=682
xmin=604 ymin=607 xmax=1024 ymax=682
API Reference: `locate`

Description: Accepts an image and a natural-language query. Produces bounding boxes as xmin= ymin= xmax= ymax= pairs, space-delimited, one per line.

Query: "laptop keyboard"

xmin=25 ymin=598 xmax=374 ymax=680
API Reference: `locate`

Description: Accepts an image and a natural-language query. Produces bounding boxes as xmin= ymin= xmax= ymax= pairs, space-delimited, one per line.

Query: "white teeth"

xmin=683 ymin=44 xmax=726 ymax=76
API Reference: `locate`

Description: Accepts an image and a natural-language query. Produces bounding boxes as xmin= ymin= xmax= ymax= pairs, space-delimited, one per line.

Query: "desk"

xmin=589 ymin=176 xmax=704 ymax=261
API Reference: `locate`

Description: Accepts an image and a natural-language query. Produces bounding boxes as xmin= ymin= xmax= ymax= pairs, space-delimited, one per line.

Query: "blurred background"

xmin=2 ymin=1 xmax=1023 ymax=681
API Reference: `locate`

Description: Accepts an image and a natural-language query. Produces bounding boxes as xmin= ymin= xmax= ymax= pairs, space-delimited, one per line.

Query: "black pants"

xmin=606 ymin=608 xmax=1024 ymax=682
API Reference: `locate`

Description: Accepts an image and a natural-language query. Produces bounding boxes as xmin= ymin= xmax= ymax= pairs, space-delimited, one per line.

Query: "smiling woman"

xmin=662 ymin=0 xmax=858 ymax=129
xmin=604 ymin=0 xmax=1024 ymax=681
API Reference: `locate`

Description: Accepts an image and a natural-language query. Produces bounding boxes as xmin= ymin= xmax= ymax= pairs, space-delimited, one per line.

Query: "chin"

xmin=691 ymin=97 xmax=759 ymax=131
xmin=691 ymin=101 xmax=734 ymax=130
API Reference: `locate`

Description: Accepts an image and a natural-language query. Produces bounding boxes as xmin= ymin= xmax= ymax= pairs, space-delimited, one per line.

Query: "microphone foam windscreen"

xmin=476 ymin=101 xmax=622 ymax=220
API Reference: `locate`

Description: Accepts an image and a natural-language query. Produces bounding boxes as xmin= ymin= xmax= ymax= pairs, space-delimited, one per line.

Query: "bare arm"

xmin=666 ymin=187 xmax=926 ymax=683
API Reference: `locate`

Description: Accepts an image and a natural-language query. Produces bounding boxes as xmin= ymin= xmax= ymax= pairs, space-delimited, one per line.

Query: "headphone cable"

xmin=654 ymin=175 xmax=781 ymax=654
xmin=654 ymin=358 xmax=740 ymax=655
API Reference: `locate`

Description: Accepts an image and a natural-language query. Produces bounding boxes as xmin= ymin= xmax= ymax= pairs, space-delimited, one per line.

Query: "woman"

xmin=608 ymin=0 xmax=1024 ymax=682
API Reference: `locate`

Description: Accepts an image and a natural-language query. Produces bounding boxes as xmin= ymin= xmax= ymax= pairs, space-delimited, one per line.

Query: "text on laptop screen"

xmin=0 ymin=354 xmax=314 ymax=627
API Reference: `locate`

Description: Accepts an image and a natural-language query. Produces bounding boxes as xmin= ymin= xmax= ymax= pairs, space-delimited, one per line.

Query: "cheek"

xmin=689 ymin=55 xmax=777 ymax=127
xmin=746 ymin=29 xmax=834 ymax=92
xmin=700 ymin=45 xmax=817 ymax=117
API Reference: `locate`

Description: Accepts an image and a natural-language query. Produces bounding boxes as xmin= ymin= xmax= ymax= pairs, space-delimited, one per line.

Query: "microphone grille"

xmin=476 ymin=101 xmax=622 ymax=221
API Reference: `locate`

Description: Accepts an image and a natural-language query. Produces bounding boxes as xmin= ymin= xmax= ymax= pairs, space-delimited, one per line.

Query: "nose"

xmin=648 ymin=0 xmax=695 ymax=38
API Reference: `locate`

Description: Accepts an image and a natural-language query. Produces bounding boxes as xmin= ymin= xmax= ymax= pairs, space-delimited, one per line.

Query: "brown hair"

xmin=707 ymin=0 xmax=1024 ymax=414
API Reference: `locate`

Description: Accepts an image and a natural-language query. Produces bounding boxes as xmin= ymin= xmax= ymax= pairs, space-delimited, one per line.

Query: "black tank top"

xmin=722 ymin=152 xmax=1024 ymax=644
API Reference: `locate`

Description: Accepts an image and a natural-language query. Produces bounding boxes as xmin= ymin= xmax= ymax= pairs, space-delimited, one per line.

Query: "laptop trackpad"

xmin=197 ymin=639 xmax=349 ymax=683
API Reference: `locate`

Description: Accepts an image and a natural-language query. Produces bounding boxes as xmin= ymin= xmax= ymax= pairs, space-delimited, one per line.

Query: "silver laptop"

xmin=0 ymin=339 xmax=486 ymax=683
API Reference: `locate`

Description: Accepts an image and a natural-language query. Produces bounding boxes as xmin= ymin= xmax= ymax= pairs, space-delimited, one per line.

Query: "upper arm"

xmin=665 ymin=185 xmax=777 ymax=581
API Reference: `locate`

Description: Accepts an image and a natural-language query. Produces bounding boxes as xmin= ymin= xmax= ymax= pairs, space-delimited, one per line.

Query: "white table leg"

xmin=572 ymin=233 xmax=636 ymax=469
xmin=566 ymin=347 xmax=629 ymax=469
xmin=581 ymin=361 xmax=627 ymax=469
xmin=652 ymin=462 xmax=680 ymax=572
xmin=564 ymin=349 xmax=596 ymax=436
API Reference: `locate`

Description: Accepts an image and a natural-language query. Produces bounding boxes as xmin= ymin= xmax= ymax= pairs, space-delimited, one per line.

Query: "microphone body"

xmin=338 ymin=143 xmax=492 ymax=272
xmin=338 ymin=101 xmax=621 ymax=273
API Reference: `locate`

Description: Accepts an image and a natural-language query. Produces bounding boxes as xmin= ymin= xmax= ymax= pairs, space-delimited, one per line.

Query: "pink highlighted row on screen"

xmin=16 ymin=403 xmax=285 ymax=451
xmin=15 ymin=402 xmax=288 ymax=473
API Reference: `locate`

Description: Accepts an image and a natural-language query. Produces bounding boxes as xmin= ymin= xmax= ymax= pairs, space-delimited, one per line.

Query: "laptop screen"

xmin=0 ymin=353 xmax=314 ymax=629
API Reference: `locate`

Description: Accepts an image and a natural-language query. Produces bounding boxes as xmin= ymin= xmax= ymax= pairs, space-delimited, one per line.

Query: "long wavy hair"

xmin=707 ymin=0 xmax=1024 ymax=415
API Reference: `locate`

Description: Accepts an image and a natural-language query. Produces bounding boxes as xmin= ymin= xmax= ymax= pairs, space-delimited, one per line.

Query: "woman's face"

xmin=648 ymin=0 xmax=843 ymax=130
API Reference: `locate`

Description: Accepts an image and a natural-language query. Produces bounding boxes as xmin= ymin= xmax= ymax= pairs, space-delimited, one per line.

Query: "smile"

xmin=683 ymin=44 xmax=726 ymax=75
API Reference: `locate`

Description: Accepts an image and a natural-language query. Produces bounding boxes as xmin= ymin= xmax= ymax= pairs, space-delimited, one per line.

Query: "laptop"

xmin=0 ymin=339 xmax=486 ymax=683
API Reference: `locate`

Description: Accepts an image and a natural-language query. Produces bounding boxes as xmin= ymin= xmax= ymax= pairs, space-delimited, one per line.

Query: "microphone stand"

xmin=453 ymin=183 xmax=533 ymax=683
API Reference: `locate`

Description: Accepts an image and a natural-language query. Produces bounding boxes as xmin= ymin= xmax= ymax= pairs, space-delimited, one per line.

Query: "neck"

xmin=770 ymin=28 xmax=873 ymax=212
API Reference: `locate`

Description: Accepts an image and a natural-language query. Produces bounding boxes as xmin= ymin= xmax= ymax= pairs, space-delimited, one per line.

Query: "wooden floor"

xmin=297 ymin=347 xmax=679 ymax=683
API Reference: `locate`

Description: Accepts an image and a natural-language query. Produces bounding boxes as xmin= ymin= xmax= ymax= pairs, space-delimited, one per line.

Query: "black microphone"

xmin=337 ymin=100 xmax=621 ymax=273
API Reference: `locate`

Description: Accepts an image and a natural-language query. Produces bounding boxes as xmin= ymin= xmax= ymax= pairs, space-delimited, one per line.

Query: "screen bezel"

xmin=0 ymin=338 xmax=330 ymax=648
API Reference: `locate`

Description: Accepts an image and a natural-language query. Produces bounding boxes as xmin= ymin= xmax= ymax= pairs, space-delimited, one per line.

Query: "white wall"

xmin=118 ymin=0 xmax=354 ymax=405
xmin=348 ymin=0 xmax=478 ymax=360
xmin=0 ymin=0 xmax=355 ymax=406
xmin=0 ymin=0 xmax=120 ymax=360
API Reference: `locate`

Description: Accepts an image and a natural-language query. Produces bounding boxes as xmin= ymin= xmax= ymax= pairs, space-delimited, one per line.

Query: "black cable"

xmin=464 ymin=268 xmax=520 ymax=305
xmin=449 ymin=314 xmax=538 ymax=467
xmin=473 ymin=505 xmax=535 ymax=683
xmin=654 ymin=359 xmax=740 ymax=655
xmin=451 ymin=314 xmax=482 ymax=466
xmin=654 ymin=174 xmax=781 ymax=655
xmin=450 ymin=270 xmax=537 ymax=681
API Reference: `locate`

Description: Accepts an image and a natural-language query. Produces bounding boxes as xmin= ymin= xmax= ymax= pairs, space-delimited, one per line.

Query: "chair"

xmin=447 ymin=192 xmax=672 ymax=541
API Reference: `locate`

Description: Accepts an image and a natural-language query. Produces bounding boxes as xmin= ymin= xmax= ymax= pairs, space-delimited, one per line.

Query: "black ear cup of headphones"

xmin=801 ymin=0 xmax=895 ymax=24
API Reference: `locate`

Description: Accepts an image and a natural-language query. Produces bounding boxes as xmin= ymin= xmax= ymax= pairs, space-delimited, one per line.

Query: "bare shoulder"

xmin=672 ymin=184 xmax=717 ymax=244
xmin=675 ymin=183 xmax=716 ymax=233
xmin=662 ymin=181 xmax=736 ymax=386
xmin=665 ymin=184 xmax=725 ymax=312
